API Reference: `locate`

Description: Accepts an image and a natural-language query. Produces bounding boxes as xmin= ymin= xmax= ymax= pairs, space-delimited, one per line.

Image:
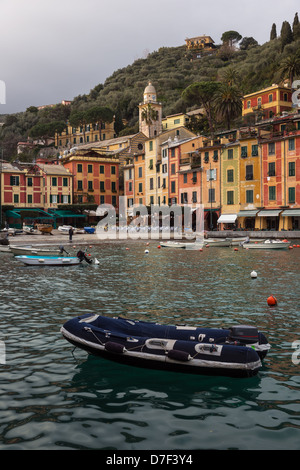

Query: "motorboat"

xmin=58 ymin=225 xmax=73 ymax=234
xmin=0 ymin=245 xmax=11 ymax=253
xmin=15 ymin=249 xmax=97 ymax=266
xmin=15 ymin=255 xmax=81 ymax=266
xmin=242 ymin=239 xmax=290 ymax=249
xmin=23 ymin=226 xmax=39 ymax=235
xmin=161 ymin=238 xmax=204 ymax=250
xmin=61 ymin=314 xmax=270 ymax=378
xmin=204 ymin=238 xmax=232 ymax=247
xmin=10 ymin=245 xmax=69 ymax=256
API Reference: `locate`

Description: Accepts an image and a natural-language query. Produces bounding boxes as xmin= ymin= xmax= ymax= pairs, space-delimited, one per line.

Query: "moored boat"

xmin=36 ymin=224 xmax=53 ymax=234
xmin=61 ymin=315 xmax=270 ymax=378
xmin=10 ymin=245 xmax=69 ymax=256
xmin=0 ymin=245 xmax=11 ymax=253
xmin=242 ymin=239 xmax=290 ymax=249
xmin=15 ymin=255 xmax=81 ymax=266
xmin=204 ymin=238 xmax=232 ymax=247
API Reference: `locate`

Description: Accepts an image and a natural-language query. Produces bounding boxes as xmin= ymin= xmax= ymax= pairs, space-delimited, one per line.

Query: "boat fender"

xmin=104 ymin=341 xmax=126 ymax=354
xmin=167 ymin=349 xmax=191 ymax=362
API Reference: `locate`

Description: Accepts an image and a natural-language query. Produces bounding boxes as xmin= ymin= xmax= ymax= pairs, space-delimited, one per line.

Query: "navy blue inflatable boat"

xmin=61 ymin=314 xmax=270 ymax=378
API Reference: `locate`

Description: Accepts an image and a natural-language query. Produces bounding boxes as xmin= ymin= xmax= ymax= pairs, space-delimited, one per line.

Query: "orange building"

xmin=62 ymin=149 xmax=119 ymax=211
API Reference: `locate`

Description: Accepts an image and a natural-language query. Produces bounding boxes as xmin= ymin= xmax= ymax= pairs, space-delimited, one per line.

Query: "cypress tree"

xmin=281 ymin=21 xmax=294 ymax=51
xmin=270 ymin=23 xmax=277 ymax=40
xmin=293 ymin=12 xmax=300 ymax=39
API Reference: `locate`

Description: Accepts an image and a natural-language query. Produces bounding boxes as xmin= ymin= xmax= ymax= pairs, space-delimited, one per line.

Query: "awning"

xmin=217 ymin=214 xmax=237 ymax=224
xmin=50 ymin=210 xmax=86 ymax=218
xmin=258 ymin=210 xmax=281 ymax=217
xmin=281 ymin=209 xmax=300 ymax=217
xmin=237 ymin=210 xmax=259 ymax=217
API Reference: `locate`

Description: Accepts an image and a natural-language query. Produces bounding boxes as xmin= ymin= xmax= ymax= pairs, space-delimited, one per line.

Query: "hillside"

xmin=1 ymin=28 xmax=300 ymax=159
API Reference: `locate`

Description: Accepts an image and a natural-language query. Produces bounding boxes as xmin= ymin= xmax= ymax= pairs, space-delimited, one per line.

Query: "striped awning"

xmin=258 ymin=210 xmax=281 ymax=217
xmin=237 ymin=210 xmax=259 ymax=217
xmin=281 ymin=209 xmax=300 ymax=217
xmin=217 ymin=214 xmax=237 ymax=224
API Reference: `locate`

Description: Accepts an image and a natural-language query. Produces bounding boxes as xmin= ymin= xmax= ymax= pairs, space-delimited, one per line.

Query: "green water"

xmin=0 ymin=241 xmax=299 ymax=450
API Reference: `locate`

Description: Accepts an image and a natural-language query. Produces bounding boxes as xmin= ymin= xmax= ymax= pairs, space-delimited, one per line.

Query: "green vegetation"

xmin=1 ymin=14 xmax=300 ymax=160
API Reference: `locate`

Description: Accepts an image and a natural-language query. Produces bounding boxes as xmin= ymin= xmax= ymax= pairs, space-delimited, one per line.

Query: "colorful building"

xmin=55 ymin=119 xmax=116 ymax=149
xmin=243 ymin=84 xmax=293 ymax=122
xmin=185 ymin=35 xmax=216 ymax=59
xmin=257 ymin=112 xmax=300 ymax=230
xmin=197 ymin=137 xmax=222 ymax=230
xmin=62 ymin=149 xmax=119 ymax=210
xmin=0 ymin=161 xmax=72 ymax=210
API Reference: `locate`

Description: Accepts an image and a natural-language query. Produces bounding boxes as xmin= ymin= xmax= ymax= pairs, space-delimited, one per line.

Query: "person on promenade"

xmin=69 ymin=227 xmax=74 ymax=242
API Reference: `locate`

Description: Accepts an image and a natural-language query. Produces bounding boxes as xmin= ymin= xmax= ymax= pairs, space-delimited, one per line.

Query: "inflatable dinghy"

xmin=61 ymin=315 xmax=270 ymax=378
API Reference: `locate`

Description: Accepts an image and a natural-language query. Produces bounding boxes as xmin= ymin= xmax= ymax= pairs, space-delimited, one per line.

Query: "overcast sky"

xmin=0 ymin=0 xmax=298 ymax=114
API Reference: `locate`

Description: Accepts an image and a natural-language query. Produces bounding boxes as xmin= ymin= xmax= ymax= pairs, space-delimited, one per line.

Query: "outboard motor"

xmin=228 ymin=325 xmax=259 ymax=345
xmin=77 ymin=250 xmax=93 ymax=264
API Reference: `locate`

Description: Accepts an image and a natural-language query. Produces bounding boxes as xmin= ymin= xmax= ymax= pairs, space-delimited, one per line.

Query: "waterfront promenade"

xmin=4 ymin=228 xmax=300 ymax=246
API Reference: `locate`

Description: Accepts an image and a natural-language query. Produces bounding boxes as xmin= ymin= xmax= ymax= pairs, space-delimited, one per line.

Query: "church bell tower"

xmin=138 ymin=82 xmax=162 ymax=138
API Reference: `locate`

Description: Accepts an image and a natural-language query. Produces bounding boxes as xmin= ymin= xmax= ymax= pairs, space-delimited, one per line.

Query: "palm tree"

xmin=141 ymin=103 xmax=159 ymax=137
xmin=279 ymin=53 xmax=300 ymax=88
xmin=214 ymin=83 xmax=243 ymax=130
xmin=182 ymin=82 xmax=220 ymax=136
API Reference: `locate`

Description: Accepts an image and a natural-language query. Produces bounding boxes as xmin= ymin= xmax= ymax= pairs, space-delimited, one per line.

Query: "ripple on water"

xmin=0 ymin=241 xmax=300 ymax=449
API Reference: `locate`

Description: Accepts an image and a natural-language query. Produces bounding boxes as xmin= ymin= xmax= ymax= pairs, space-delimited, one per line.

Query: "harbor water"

xmin=0 ymin=240 xmax=300 ymax=450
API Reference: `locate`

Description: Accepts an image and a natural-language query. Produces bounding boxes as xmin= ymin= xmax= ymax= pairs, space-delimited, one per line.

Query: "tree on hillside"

xmin=29 ymin=121 xmax=66 ymax=144
xmin=182 ymin=82 xmax=220 ymax=136
xmin=219 ymin=67 xmax=241 ymax=87
xmin=84 ymin=106 xmax=114 ymax=141
xmin=69 ymin=110 xmax=88 ymax=143
xmin=270 ymin=23 xmax=277 ymax=40
xmin=214 ymin=83 xmax=243 ymax=130
xmin=293 ymin=12 xmax=300 ymax=39
xmin=240 ymin=37 xmax=259 ymax=50
xmin=281 ymin=21 xmax=294 ymax=51
xmin=279 ymin=53 xmax=300 ymax=88
xmin=221 ymin=31 xmax=242 ymax=48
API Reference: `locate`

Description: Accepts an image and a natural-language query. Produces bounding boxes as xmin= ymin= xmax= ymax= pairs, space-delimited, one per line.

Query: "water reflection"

xmin=0 ymin=241 xmax=300 ymax=449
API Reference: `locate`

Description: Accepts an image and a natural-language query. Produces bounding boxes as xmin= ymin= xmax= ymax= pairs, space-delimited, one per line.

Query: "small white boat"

xmin=15 ymin=255 xmax=81 ymax=266
xmin=243 ymin=239 xmax=290 ymax=249
xmin=160 ymin=241 xmax=187 ymax=249
xmin=58 ymin=225 xmax=73 ymax=234
xmin=10 ymin=245 xmax=69 ymax=256
xmin=0 ymin=245 xmax=11 ymax=253
xmin=205 ymin=238 xmax=232 ymax=247
xmin=23 ymin=226 xmax=39 ymax=235
xmin=161 ymin=239 xmax=204 ymax=250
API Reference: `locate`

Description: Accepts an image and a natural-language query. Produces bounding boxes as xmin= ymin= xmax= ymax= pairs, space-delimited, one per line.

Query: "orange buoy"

xmin=206 ymin=244 xmax=210 ymax=248
xmin=267 ymin=295 xmax=277 ymax=306
xmin=199 ymin=248 xmax=203 ymax=252
xmin=126 ymin=247 xmax=129 ymax=250
xmin=157 ymin=245 xmax=161 ymax=249
xmin=289 ymin=246 xmax=293 ymax=249
xmin=234 ymin=247 xmax=238 ymax=251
